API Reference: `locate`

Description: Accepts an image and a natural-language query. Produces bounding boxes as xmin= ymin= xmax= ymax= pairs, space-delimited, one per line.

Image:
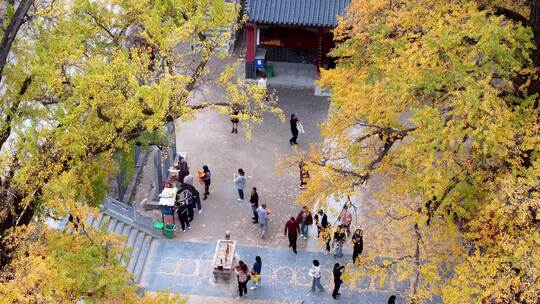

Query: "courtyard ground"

xmin=171 ymin=88 xmax=329 ymax=249
xmin=136 ymin=87 xmax=407 ymax=303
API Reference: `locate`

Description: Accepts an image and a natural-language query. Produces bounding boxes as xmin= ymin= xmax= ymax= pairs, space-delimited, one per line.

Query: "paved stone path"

xmin=169 ymin=88 xmax=332 ymax=250
xmin=140 ymin=240 xmax=404 ymax=303
xmin=136 ymin=87 xmax=417 ymax=302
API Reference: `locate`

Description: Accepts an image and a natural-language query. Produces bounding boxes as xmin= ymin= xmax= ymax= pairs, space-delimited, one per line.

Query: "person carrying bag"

xmin=234 ymin=260 xmax=250 ymax=297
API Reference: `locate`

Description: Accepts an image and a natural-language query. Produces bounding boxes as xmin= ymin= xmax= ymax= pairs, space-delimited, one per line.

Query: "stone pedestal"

xmin=212 ymin=240 xmax=237 ymax=283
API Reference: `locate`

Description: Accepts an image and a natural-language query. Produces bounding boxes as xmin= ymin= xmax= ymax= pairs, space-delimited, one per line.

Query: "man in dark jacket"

xmin=178 ymin=183 xmax=200 ymax=221
xmin=333 ymin=225 xmax=347 ymax=257
xmin=250 ymin=187 xmax=259 ymax=223
xmin=176 ymin=202 xmax=191 ymax=232
xmin=284 ymin=217 xmax=300 ymax=254
xmin=332 ymin=263 xmax=346 ymax=299
xmin=178 ymin=157 xmax=189 ymax=183
xmin=314 ymin=209 xmax=328 ymax=238
xmin=289 ymin=114 xmax=299 ymax=145
xmin=177 ymin=188 xmax=194 ymax=222
xmin=185 ymin=183 xmax=201 ymax=214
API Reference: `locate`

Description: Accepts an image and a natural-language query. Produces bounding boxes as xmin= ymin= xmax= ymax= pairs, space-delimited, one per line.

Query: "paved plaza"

xmin=138 ymin=88 xmax=406 ymax=302
xmin=140 ymin=240 xmax=404 ymax=303
xmin=170 ymin=88 xmax=331 ymax=249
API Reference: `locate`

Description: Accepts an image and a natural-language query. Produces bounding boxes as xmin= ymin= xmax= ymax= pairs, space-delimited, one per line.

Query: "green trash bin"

xmin=153 ymin=220 xmax=164 ymax=230
xmin=164 ymin=224 xmax=175 ymax=239
xmin=264 ymin=65 xmax=273 ymax=78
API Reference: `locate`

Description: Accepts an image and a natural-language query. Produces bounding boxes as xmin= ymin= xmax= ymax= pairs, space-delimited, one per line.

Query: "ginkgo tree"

xmin=0 ymin=0 xmax=278 ymax=302
xmin=300 ymin=0 xmax=540 ymax=303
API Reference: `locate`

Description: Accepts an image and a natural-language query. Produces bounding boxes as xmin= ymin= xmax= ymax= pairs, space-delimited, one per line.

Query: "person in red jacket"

xmin=296 ymin=206 xmax=313 ymax=239
xmin=284 ymin=217 xmax=300 ymax=254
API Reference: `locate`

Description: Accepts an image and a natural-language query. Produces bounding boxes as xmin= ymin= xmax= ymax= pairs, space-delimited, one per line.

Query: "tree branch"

xmin=0 ymin=0 xmax=33 ymax=83
xmin=96 ymin=106 xmax=112 ymax=123
xmin=354 ymin=131 xmax=379 ymax=143
xmin=0 ymin=76 xmax=32 ymax=149
xmin=412 ymin=222 xmax=423 ymax=301
xmin=84 ymin=10 xmax=117 ymax=43
xmin=315 ymin=127 xmax=415 ymax=187
xmin=374 ymin=255 xmax=415 ymax=270
xmin=188 ymin=102 xmax=230 ymax=110
xmin=35 ymin=94 xmax=59 ymax=105
xmin=385 ymin=210 xmax=410 ymax=221
xmin=366 ymin=128 xmax=414 ymax=170
xmin=184 ymin=33 xmax=220 ymax=93
xmin=484 ymin=5 xmax=531 ymax=26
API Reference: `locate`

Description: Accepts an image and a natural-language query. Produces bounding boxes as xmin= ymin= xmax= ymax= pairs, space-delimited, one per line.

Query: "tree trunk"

xmin=0 ymin=0 xmax=33 ymax=83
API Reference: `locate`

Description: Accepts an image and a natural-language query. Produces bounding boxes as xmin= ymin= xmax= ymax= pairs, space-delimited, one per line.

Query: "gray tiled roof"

xmin=247 ymin=0 xmax=350 ymax=27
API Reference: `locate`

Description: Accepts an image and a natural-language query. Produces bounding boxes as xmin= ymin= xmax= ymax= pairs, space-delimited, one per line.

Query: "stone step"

xmin=102 ymin=208 xmax=162 ymax=239
xmin=120 ymin=224 xmax=132 ymax=247
xmin=118 ymin=225 xmax=132 ymax=263
xmin=99 ymin=215 xmax=111 ymax=230
xmin=106 ymin=218 xmax=118 ymax=233
xmin=114 ymin=221 xmax=125 ymax=235
xmin=127 ymin=232 xmax=145 ymax=273
xmin=121 ymin=228 xmax=139 ymax=265
xmin=92 ymin=213 xmax=104 ymax=228
xmin=133 ymin=235 xmax=153 ymax=282
xmin=113 ymin=221 xmax=127 ymax=263
xmin=86 ymin=209 xmax=155 ymax=278
xmin=125 ymin=228 xmax=139 ymax=249
xmin=87 ymin=215 xmax=94 ymax=227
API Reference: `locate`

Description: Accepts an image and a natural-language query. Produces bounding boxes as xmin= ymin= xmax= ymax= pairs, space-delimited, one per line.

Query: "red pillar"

xmin=246 ymin=23 xmax=256 ymax=61
xmin=317 ymin=27 xmax=324 ymax=70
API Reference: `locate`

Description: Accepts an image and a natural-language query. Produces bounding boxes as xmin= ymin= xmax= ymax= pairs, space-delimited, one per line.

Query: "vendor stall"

xmin=157 ymin=184 xmax=178 ymax=238
xmin=159 ymin=186 xmax=177 ymax=206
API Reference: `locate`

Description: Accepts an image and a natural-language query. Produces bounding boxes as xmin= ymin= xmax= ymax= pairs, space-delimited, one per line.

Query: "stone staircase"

xmin=86 ymin=197 xmax=163 ymax=283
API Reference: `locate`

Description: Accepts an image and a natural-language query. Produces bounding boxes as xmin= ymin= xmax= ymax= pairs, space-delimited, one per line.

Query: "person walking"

xmin=234 ymin=260 xmax=250 ymax=298
xmin=256 ymin=203 xmax=269 ymax=239
xmin=284 ymin=216 xmax=300 ymax=254
xmin=175 ymin=201 xmax=191 ymax=232
xmin=352 ymin=228 xmax=363 ymax=263
xmin=338 ymin=204 xmax=353 ymax=236
xmin=296 ymin=206 xmax=313 ymax=239
xmin=314 ymin=209 xmax=328 ymax=239
xmin=202 ymin=165 xmax=211 ymax=200
xmin=289 ymin=114 xmax=299 ymax=145
xmin=182 ymin=180 xmax=202 ymax=215
xmin=322 ymin=224 xmax=333 ymax=255
xmin=309 ymin=259 xmax=324 ymax=292
xmin=230 ymin=106 xmax=240 ymax=134
xmin=258 ymin=74 xmax=269 ymax=101
xmin=250 ymin=256 xmax=262 ymax=289
xmin=233 ymin=168 xmax=246 ymax=201
xmin=333 ymin=225 xmax=347 ymax=258
xmin=299 ymin=160 xmax=310 ymax=188
xmin=258 ymin=74 xmax=267 ymax=87
xmin=177 ymin=187 xmax=195 ymax=222
xmin=178 ymin=157 xmax=189 ymax=183
xmin=332 ymin=263 xmax=346 ymax=299
xmin=250 ymin=187 xmax=259 ymax=223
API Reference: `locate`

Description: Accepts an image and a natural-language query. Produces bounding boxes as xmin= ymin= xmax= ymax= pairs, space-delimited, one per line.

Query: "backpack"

xmin=238 ymin=270 xmax=249 ymax=283
xmin=178 ymin=189 xmax=192 ymax=205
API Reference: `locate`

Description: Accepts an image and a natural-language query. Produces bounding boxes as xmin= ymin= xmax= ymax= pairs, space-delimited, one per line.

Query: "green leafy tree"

xmin=0 ymin=0 xmax=280 ymax=301
xmin=301 ymin=0 xmax=540 ymax=302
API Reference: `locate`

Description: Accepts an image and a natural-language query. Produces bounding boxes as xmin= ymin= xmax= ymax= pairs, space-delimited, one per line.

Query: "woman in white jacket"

xmin=309 ymin=259 xmax=324 ymax=292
